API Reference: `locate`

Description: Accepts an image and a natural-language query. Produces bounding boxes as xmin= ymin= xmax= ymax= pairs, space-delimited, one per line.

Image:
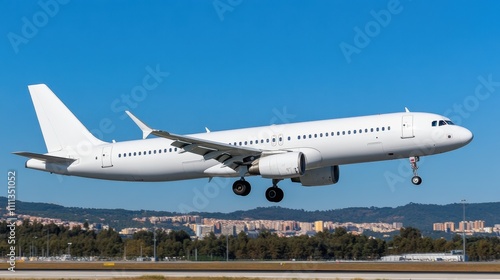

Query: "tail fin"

xmin=27 ymin=84 xmax=106 ymax=152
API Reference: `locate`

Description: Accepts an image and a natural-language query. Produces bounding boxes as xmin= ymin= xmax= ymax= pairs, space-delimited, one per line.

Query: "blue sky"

xmin=1 ymin=0 xmax=499 ymax=213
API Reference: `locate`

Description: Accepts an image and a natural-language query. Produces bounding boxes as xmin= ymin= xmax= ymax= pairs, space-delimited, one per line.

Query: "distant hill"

xmin=0 ymin=197 xmax=498 ymax=231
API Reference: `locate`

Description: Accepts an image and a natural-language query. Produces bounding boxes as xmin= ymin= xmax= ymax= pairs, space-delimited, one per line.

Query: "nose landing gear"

xmin=409 ymin=156 xmax=422 ymax=185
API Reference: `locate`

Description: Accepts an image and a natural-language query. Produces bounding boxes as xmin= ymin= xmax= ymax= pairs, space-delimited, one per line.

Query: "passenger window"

xmin=138 ymin=152 xmax=142 ymax=155
xmin=287 ymin=136 xmax=291 ymax=141
xmin=371 ymin=128 xmax=374 ymax=132
xmin=376 ymin=128 xmax=379 ymax=132
xmin=388 ymin=126 xmax=391 ymax=130
xmin=314 ymin=134 xmax=317 ymax=138
xmin=169 ymin=148 xmax=172 ymax=152
xmin=342 ymin=131 xmax=345 ymax=135
xmin=365 ymin=129 xmax=368 ymax=133
xmin=118 ymin=154 xmax=121 ymax=158
xmin=353 ymin=130 xmax=356 ymax=134
xmin=382 ymin=127 xmax=385 ymax=131
xmin=298 ymin=135 xmax=301 ymax=140
xmin=244 ymin=141 xmax=247 ymax=145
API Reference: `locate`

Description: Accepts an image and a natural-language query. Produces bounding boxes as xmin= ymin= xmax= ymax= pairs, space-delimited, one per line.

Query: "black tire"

xmin=265 ymin=187 xmax=284 ymax=203
xmin=242 ymin=180 xmax=251 ymax=196
xmin=412 ymin=176 xmax=422 ymax=185
xmin=233 ymin=180 xmax=250 ymax=196
xmin=274 ymin=188 xmax=284 ymax=202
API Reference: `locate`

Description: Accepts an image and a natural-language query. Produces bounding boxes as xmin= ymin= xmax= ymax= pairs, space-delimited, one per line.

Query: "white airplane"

xmin=14 ymin=84 xmax=473 ymax=203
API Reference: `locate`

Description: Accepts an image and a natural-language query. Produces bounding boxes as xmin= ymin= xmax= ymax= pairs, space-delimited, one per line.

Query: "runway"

xmin=1 ymin=270 xmax=499 ymax=280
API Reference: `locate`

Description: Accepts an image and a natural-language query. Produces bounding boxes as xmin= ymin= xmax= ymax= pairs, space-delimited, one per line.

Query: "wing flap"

xmin=151 ymin=130 xmax=261 ymax=157
xmin=125 ymin=111 xmax=262 ymax=165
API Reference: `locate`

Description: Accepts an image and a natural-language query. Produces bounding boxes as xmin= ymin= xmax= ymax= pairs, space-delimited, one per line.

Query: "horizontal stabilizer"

xmin=13 ymin=152 xmax=76 ymax=164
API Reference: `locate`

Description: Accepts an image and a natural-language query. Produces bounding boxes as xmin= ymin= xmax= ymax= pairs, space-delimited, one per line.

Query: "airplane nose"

xmin=461 ymin=128 xmax=474 ymax=145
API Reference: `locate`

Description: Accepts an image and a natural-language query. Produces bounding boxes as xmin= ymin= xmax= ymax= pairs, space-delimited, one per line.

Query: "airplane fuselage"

xmin=27 ymin=112 xmax=472 ymax=182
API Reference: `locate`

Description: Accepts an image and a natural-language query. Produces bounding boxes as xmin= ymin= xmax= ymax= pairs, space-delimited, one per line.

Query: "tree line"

xmin=0 ymin=220 xmax=498 ymax=261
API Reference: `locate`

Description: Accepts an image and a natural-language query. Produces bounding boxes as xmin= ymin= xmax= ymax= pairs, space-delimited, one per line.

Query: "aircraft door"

xmin=101 ymin=146 xmax=113 ymax=168
xmin=401 ymin=115 xmax=414 ymax=139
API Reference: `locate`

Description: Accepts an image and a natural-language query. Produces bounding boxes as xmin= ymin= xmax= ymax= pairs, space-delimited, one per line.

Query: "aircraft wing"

xmin=126 ymin=111 xmax=262 ymax=163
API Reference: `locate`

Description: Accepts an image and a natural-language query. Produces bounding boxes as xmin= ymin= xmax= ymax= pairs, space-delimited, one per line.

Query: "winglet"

xmin=125 ymin=111 xmax=154 ymax=139
xmin=405 ymin=107 xmax=410 ymax=113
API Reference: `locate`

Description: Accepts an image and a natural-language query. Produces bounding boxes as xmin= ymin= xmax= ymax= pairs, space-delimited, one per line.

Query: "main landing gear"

xmin=409 ymin=156 xmax=422 ymax=185
xmin=232 ymin=178 xmax=284 ymax=203
xmin=265 ymin=179 xmax=284 ymax=203
xmin=232 ymin=178 xmax=251 ymax=196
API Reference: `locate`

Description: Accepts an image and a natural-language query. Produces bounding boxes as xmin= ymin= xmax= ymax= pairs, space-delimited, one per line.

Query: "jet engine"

xmin=291 ymin=165 xmax=340 ymax=186
xmin=248 ymin=152 xmax=306 ymax=179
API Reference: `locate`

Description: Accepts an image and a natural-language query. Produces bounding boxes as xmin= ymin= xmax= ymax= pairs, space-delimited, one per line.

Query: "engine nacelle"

xmin=249 ymin=152 xmax=306 ymax=179
xmin=291 ymin=165 xmax=340 ymax=186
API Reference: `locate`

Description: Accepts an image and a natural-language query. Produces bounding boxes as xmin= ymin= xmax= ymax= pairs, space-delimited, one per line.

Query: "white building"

xmin=381 ymin=252 xmax=464 ymax=262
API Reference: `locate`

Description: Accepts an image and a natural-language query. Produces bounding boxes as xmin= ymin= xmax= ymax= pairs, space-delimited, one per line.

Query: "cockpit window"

xmin=432 ymin=120 xmax=455 ymax=127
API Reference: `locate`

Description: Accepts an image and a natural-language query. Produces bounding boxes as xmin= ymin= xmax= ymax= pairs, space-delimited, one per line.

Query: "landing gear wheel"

xmin=412 ymin=176 xmax=422 ymax=185
xmin=265 ymin=187 xmax=284 ymax=203
xmin=409 ymin=156 xmax=422 ymax=186
xmin=232 ymin=180 xmax=251 ymax=196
